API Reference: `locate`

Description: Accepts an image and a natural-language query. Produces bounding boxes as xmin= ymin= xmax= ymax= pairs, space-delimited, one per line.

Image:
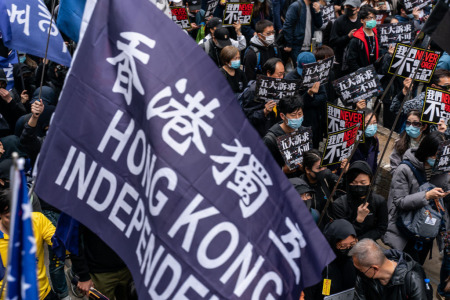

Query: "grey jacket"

xmin=383 ymin=148 xmax=450 ymax=250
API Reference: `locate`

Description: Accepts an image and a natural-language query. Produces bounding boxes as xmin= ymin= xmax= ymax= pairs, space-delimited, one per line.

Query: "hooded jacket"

xmin=243 ymin=36 xmax=280 ymax=81
xmin=344 ymin=27 xmax=379 ymax=73
xmin=332 ymin=161 xmax=388 ymax=241
xmin=354 ymin=249 xmax=427 ymax=300
xmin=383 ymin=148 xmax=450 ymax=250
xmin=304 ymin=219 xmax=357 ymax=299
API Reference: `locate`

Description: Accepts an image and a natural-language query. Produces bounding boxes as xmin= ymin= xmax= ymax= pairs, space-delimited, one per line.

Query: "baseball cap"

xmin=343 ymin=0 xmax=361 ymax=7
xmin=207 ymin=17 xmax=222 ymax=29
xmin=188 ymin=0 xmax=201 ymax=10
xmin=213 ymin=27 xmax=232 ymax=48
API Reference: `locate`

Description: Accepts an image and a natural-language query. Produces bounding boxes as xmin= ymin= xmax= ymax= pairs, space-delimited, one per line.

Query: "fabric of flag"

xmin=34 ymin=0 xmax=335 ymax=299
xmin=0 ymin=0 xmax=71 ymax=66
xmin=0 ymin=49 xmax=16 ymax=90
xmin=7 ymin=163 xmax=39 ymax=300
xmin=56 ymin=0 xmax=86 ymax=43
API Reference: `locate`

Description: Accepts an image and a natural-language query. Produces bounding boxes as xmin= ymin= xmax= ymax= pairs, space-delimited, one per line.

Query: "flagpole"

xmin=38 ymin=0 xmax=57 ymax=101
xmin=317 ymin=31 xmax=424 ymax=226
xmin=15 ymin=53 xmax=25 ymax=93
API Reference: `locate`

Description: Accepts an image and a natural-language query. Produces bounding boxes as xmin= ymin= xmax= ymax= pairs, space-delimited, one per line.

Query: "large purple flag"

xmin=34 ymin=0 xmax=335 ymax=299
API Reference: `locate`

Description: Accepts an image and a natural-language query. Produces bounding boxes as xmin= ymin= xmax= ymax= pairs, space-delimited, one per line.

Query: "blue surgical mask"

xmin=230 ymin=59 xmax=240 ymax=69
xmin=427 ymin=158 xmax=435 ymax=167
xmin=287 ymin=116 xmax=304 ymax=129
xmin=365 ymin=20 xmax=377 ymax=29
xmin=405 ymin=125 xmax=421 ymax=138
xmin=365 ymin=124 xmax=377 ymax=137
xmin=19 ymin=56 xmax=26 ymax=63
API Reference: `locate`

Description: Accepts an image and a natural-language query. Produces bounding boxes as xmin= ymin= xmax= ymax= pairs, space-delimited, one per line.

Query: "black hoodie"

xmin=331 ymin=161 xmax=388 ymax=241
xmin=304 ymin=219 xmax=357 ymax=300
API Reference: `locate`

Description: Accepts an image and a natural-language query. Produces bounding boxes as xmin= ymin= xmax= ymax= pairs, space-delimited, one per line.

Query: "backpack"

xmin=244 ymin=45 xmax=279 ymax=75
xmin=396 ymin=160 xmax=444 ymax=243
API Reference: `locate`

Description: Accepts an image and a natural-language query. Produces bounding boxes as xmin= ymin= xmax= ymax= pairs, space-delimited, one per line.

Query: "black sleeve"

xmin=69 ymin=226 xmax=91 ymax=282
xmin=19 ymin=122 xmax=42 ymax=164
xmin=345 ymin=38 xmax=361 ymax=74
xmin=329 ymin=19 xmax=351 ymax=49
xmin=244 ymin=49 xmax=257 ymax=82
xmin=263 ymin=132 xmax=285 ymax=167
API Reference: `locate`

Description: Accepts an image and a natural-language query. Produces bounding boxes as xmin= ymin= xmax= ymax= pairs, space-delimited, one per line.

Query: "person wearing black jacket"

xmin=343 ymin=6 xmax=379 ymax=73
xmin=332 ymin=160 xmax=388 ymax=241
xmin=329 ymin=0 xmax=362 ymax=75
xmin=350 ymin=239 xmax=428 ymax=300
xmin=200 ymin=27 xmax=232 ymax=67
xmin=304 ymin=219 xmax=358 ymax=300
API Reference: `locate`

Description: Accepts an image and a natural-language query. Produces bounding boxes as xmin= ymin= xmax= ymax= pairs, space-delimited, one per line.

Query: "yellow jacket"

xmin=0 ymin=212 xmax=56 ymax=299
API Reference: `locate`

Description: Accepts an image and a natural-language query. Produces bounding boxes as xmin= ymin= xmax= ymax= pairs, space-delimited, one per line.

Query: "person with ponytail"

xmin=351 ymin=108 xmax=379 ymax=173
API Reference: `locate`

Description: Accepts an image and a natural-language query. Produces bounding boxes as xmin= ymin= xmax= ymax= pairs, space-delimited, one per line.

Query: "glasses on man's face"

xmin=436 ymin=84 xmax=450 ymax=91
xmin=365 ymin=16 xmax=375 ymax=20
xmin=336 ymin=241 xmax=357 ymax=250
xmin=263 ymin=31 xmax=276 ymax=36
xmin=405 ymin=120 xmax=422 ymax=127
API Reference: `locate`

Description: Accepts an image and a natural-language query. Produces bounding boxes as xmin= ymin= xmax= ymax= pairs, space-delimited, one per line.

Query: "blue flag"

xmin=0 ymin=49 xmax=16 ymax=90
xmin=7 ymin=161 xmax=39 ymax=299
xmin=0 ymin=0 xmax=71 ymax=66
xmin=56 ymin=0 xmax=86 ymax=43
xmin=34 ymin=0 xmax=335 ymax=299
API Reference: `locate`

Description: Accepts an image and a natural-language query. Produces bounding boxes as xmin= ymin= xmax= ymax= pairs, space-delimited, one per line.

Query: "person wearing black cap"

xmin=329 ymin=0 xmax=362 ymax=76
xmin=200 ymin=27 xmax=232 ymax=67
xmin=303 ymin=219 xmax=358 ymax=300
xmin=198 ymin=17 xmax=247 ymax=51
xmin=288 ymin=177 xmax=320 ymax=223
xmin=331 ymin=160 xmax=388 ymax=241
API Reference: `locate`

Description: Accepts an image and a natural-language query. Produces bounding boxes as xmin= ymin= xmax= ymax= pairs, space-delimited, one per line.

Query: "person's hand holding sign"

xmin=264 ymin=100 xmax=276 ymax=116
xmin=307 ymin=82 xmax=320 ymax=96
xmin=312 ymin=2 xmax=321 ymax=13
xmin=438 ymin=119 xmax=448 ymax=133
xmin=356 ymin=99 xmax=366 ymax=110
xmin=402 ymin=77 xmax=412 ymax=95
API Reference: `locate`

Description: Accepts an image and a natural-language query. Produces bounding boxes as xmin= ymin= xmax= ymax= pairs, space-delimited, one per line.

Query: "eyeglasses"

xmin=336 ymin=241 xmax=357 ymax=250
xmin=405 ymin=120 xmax=422 ymax=127
xmin=262 ymin=31 xmax=276 ymax=36
xmin=363 ymin=266 xmax=373 ymax=276
xmin=436 ymin=84 xmax=450 ymax=91
xmin=364 ymin=16 xmax=375 ymax=20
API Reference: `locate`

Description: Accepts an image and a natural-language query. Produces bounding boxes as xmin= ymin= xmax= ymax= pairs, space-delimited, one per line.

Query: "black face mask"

xmin=349 ymin=184 xmax=369 ymax=199
xmin=337 ymin=248 xmax=351 ymax=257
xmin=344 ymin=7 xmax=355 ymax=16
xmin=313 ymin=168 xmax=332 ymax=182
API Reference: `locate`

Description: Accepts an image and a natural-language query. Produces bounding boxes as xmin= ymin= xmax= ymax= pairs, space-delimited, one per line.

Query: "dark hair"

xmin=255 ymin=20 xmax=273 ymax=34
xmin=278 ymin=94 xmax=304 ymax=115
xmin=431 ymin=69 xmax=450 ymax=87
xmin=415 ymin=131 xmax=445 ymax=162
xmin=394 ymin=110 xmax=429 ymax=156
xmin=383 ymin=16 xmax=398 ymax=24
xmin=359 ymin=6 xmax=377 ymax=20
xmin=363 ymin=108 xmax=378 ymax=123
xmin=313 ymin=45 xmax=335 ymax=61
xmin=262 ymin=58 xmax=283 ymax=76
xmin=220 ymin=46 xmax=239 ymax=65
xmin=0 ymin=189 xmax=11 ymax=215
xmin=253 ymin=2 xmax=271 ymax=20
xmin=396 ymin=1 xmax=406 ymax=15
xmin=303 ymin=149 xmax=322 ymax=171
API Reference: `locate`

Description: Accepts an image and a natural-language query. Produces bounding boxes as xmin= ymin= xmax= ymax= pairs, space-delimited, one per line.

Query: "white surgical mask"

xmin=264 ymin=34 xmax=275 ymax=45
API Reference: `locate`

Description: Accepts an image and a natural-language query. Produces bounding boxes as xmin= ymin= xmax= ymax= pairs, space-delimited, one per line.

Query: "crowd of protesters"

xmin=0 ymin=0 xmax=449 ymax=299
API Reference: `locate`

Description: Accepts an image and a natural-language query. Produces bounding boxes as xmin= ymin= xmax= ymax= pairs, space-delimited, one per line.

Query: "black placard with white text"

xmin=321 ymin=124 xmax=359 ymax=167
xmin=255 ymin=75 xmax=302 ymax=103
xmin=276 ymin=128 xmax=313 ymax=169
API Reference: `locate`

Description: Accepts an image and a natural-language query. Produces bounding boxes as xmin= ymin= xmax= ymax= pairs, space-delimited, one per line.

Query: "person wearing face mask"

xmin=288 ymin=177 xmax=320 ymax=223
xmin=384 ymin=131 xmax=450 ymax=265
xmin=286 ymin=52 xmax=328 ymax=147
xmin=343 ymin=6 xmax=379 ymax=73
xmin=200 ymin=27 xmax=232 ymax=67
xmin=350 ymin=239 xmax=429 ymax=300
xmin=263 ymin=95 xmax=307 ymax=176
xmin=351 ymin=108 xmax=379 ymax=173
xmin=282 ymin=0 xmax=323 ymax=64
xmin=198 ymin=18 xmax=247 ymax=51
xmin=299 ymin=149 xmax=346 ymax=215
xmin=390 ymin=110 xmax=430 ymax=174
xmin=329 ymin=0 xmax=362 ymax=76
xmin=243 ymin=20 xmax=280 ymax=81
xmin=240 ymin=58 xmax=285 ymax=137
xmin=219 ymin=46 xmax=248 ymax=95
xmin=331 ymin=161 xmax=388 ymax=241
xmin=303 ymin=219 xmax=357 ymax=300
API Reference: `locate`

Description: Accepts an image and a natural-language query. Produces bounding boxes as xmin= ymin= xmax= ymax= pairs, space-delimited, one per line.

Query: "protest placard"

xmin=205 ymin=0 xmax=220 ymax=17
xmin=327 ymin=103 xmax=365 ymax=143
xmin=377 ymin=21 xmax=414 ymax=48
xmin=434 ymin=140 xmax=450 ymax=173
xmin=332 ymin=65 xmax=384 ymax=105
xmin=321 ymin=124 xmax=359 ymax=167
xmin=170 ymin=6 xmax=192 ymax=30
xmin=388 ymin=43 xmax=441 ymax=83
xmin=420 ymin=87 xmax=450 ymax=124
xmin=302 ymin=56 xmax=335 ymax=88
xmin=321 ymin=4 xmax=336 ymax=27
xmin=276 ymin=128 xmax=313 ymax=169
xmin=403 ymin=0 xmax=431 ymax=12
xmin=223 ymin=3 xmax=254 ymax=26
xmin=255 ymin=75 xmax=302 ymax=103
xmin=375 ymin=10 xmax=390 ymax=24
